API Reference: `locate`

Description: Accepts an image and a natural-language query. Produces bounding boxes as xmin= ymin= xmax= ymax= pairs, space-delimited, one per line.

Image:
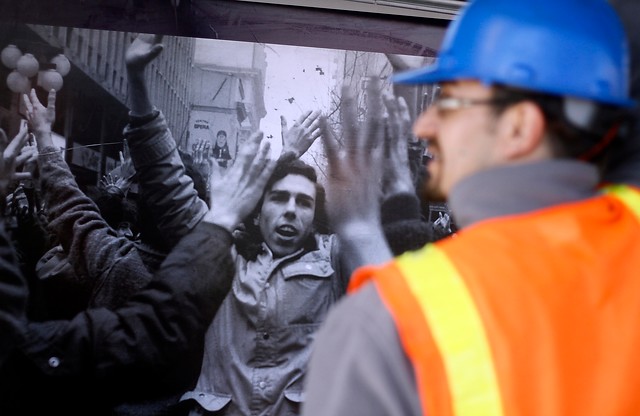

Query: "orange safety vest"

xmin=349 ymin=185 xmax=640 ymax=416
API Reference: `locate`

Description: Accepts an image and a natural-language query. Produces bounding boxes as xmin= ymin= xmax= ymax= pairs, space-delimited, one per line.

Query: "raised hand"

xmin=118 ymin=140 xmax=137 ymax=183
xmin=433 ymin=211 xmax=452 ymax=234
xmin=125 ymin=34 xmax=163 ymax=117
xmin=203 ymin=131 xmax=275 ymax=232
xmin=23 ymin=88 xmax=56 ymax=151
xmin=125 ymin=33 xmax=164 ymax=72
xmin=192 ymin=139 xmax=211 ymax=165
xmin=280 ymin=110 xmax=322 ymax=160
xmin=18 ymin=133 xmax=38 ymax=178
xmin=381 ymin=93 xmax=415 ymax=198
xmin=321 ymin=78 xmax=385 ymax=233
xmin=0 ymin=123 xmax=31 ymax=196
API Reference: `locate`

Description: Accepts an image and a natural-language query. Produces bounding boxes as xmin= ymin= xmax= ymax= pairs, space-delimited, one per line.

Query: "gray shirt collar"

xmin=448 ymin=160 xmax=600 ymax=229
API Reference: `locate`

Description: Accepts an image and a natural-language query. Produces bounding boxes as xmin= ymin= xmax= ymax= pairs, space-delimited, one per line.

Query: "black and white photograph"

xmin=3 ymin=1 xmax=640 ymax=416
xmin=0 ymin=3 xmax=454 ymax=414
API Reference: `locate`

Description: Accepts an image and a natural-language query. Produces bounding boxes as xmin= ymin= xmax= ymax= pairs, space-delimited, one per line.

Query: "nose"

xmin=413 ymin=105 xmax=439 ymax=142
xmin=284 ymin=197 xmax=297 ymax=218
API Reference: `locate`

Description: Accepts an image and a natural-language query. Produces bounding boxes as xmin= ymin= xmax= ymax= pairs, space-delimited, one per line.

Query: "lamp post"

xmin=2 ymin=44 xmax=70 ymax=93
xmin=1 ymin=44 xmax=70 ymax=137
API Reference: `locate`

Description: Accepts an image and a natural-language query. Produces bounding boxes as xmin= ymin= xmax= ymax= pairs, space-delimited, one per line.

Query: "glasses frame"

xmin=433 ymin=96 xmax=519 ymax=112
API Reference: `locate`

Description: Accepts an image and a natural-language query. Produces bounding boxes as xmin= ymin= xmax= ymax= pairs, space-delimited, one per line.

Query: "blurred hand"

xmin=280 ymin=110 xmax=322 ymax=159
xmin=381 ymin=93 xmax=415 ymax=198
xmin=320 ymin=78 xmax=385 ymax=234
xmin=203 ymin=131 xmax=276 ymax=232
xmin=125 ymin=33 xmax=164 ymax=72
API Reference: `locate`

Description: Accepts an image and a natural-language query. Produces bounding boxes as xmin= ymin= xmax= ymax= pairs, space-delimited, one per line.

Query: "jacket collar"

xmin=448 ymin=160 xmax=599 ymax=229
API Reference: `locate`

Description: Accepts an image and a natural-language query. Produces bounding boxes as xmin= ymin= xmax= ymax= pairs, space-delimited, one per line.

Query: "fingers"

xmin=15 ymin=146 xmax=37 ymax=166
xmin=12 ymin=172 xmax=32 ymax=181
xmin=383 ymin=93 xmax=400 ymax=135
xmin=397 ymin=96 xmax=412 ymax=133
xmin=249 ymin=146 xmax=276 ymax=192
xmin=123 ymin=139 xmax=131 ymax=159
xmin=363 ymin=78 xmax=384 ymax=158
xmin=246 ymin=140 xmax=273 ymax=182
xmin=340 ymin=84 xmax=358 ymax=156
xmin=149 ymin=44 xmax=165 ymax=61
xmin=14 ymin=153 xmax=30 ymax=166
xmin=298 ymin=110 xmax=317 ymax=128
xmin=5 ymin=127 xmax=30 ymax=160
xmin=47 ymin=89 xmax=57 ymax=113
xmin=29 ymin=88 xmax=42 ymax=110
xmin=236 ymin=131 xmax=264 ymax=167
xmin=217 ymin=131 xmax=265 ymax=187
xmin=0 ymin=129 xmax=8 ymax=151
xmin=319 ymin=116 xmax=342 ymax=177
xmin=383 ymin=93 xmax=410 ymax=160
xmin=22 ymin=93 xmax=33 ymax=119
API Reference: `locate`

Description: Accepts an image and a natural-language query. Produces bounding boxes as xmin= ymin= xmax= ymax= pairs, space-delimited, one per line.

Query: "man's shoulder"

xmin=326 ymin=283 xmax=393 ymax=332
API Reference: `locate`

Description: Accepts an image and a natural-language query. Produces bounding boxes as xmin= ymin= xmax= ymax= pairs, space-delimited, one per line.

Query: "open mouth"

xmin=276 ymin=224 xmax=298 ymax=238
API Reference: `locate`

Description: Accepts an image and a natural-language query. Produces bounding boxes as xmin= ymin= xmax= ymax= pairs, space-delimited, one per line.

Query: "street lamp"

xmin=1 ymin=44 xmax=70 ymax=93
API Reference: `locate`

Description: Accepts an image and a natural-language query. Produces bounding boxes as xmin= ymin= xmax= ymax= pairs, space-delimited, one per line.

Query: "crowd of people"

xmin=1 ymin=0 xmax=640 ymax=414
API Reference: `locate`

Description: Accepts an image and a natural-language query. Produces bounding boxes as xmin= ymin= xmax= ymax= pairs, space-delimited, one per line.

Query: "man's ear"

xmin=497 ymin=101 xmax=548 ymax=161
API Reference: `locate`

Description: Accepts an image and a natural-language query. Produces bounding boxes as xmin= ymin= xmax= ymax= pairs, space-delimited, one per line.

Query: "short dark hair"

xmin=216 ymin=130 xmax=227 ymax=138
xmin=490 ymin=85 xmax=629 ymax=164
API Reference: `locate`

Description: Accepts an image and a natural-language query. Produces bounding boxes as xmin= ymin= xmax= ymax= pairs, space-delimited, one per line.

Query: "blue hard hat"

xmin=393 ymin=0 xmax=634 ymax=108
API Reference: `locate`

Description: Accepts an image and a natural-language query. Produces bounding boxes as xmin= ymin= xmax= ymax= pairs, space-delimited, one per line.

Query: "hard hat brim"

xmin=391 ymin=64 xmax=445 ymax=85
xmin=391 ymin=64 xmax=637 ymax=109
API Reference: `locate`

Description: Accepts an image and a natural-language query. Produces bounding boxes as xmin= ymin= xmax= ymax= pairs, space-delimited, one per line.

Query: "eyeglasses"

xmin=432 ymin=96 xmax=517 ymax=112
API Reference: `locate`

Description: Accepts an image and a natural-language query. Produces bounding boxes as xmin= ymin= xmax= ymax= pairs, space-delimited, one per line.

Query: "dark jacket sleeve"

xmin=37 ymin=148 xmax=153 ymax=308
xmin=20 ymin=222 xmax=234 ymax=381
xmin=124 ymin=111 xmax=208 ymax=246
xmin=0 ymin=221 xmax=28 ymax=365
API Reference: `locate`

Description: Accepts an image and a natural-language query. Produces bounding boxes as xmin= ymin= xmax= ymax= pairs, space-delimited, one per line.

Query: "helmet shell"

xmin=393 ymin=0 xmax=634 ymax=107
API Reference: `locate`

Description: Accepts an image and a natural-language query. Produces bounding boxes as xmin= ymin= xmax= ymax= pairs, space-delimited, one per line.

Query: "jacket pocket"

xmin=180 ymin=390 xmax=231 ymax=412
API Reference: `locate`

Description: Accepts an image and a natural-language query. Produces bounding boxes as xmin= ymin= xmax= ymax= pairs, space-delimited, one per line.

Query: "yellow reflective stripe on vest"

xmin=396 ymin=245 xmax=504 ymax=416
xmin=602 ymin=184 xmax=640 ymax=219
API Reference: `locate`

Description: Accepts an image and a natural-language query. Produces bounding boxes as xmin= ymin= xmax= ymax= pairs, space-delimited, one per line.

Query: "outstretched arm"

xmin=24 ymin=89 xmax=155 ymax=307
xmin=126 ymin=33 xmax=164 ymax=117
xmin=202 ymin=130 xmax=276 ymax=232
xmin=380 ymin=93 xmax=436 ymax=254
xmin=321 ymin=79 xmax=392 ymax=277
xmin=19 ymin=132 xmax=277 ymax=382
xmin=124 ymin=34 xmax=208 ymax=245
xmin=0 ymin=121 xmax=31 ymax=198
xmin=0 ymin=125 xmax=29 ymax=365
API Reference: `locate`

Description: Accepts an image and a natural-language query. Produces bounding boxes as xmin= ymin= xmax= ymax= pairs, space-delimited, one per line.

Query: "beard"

xmin=417 ymin=158 xmax=447 ymax=203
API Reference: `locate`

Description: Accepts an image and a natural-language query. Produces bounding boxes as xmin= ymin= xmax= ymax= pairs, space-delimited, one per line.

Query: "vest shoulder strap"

xmin=601 ymin=184 xmax=640 ymax=219
xmin=387 ymin=245 xmax=505 ymax=416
